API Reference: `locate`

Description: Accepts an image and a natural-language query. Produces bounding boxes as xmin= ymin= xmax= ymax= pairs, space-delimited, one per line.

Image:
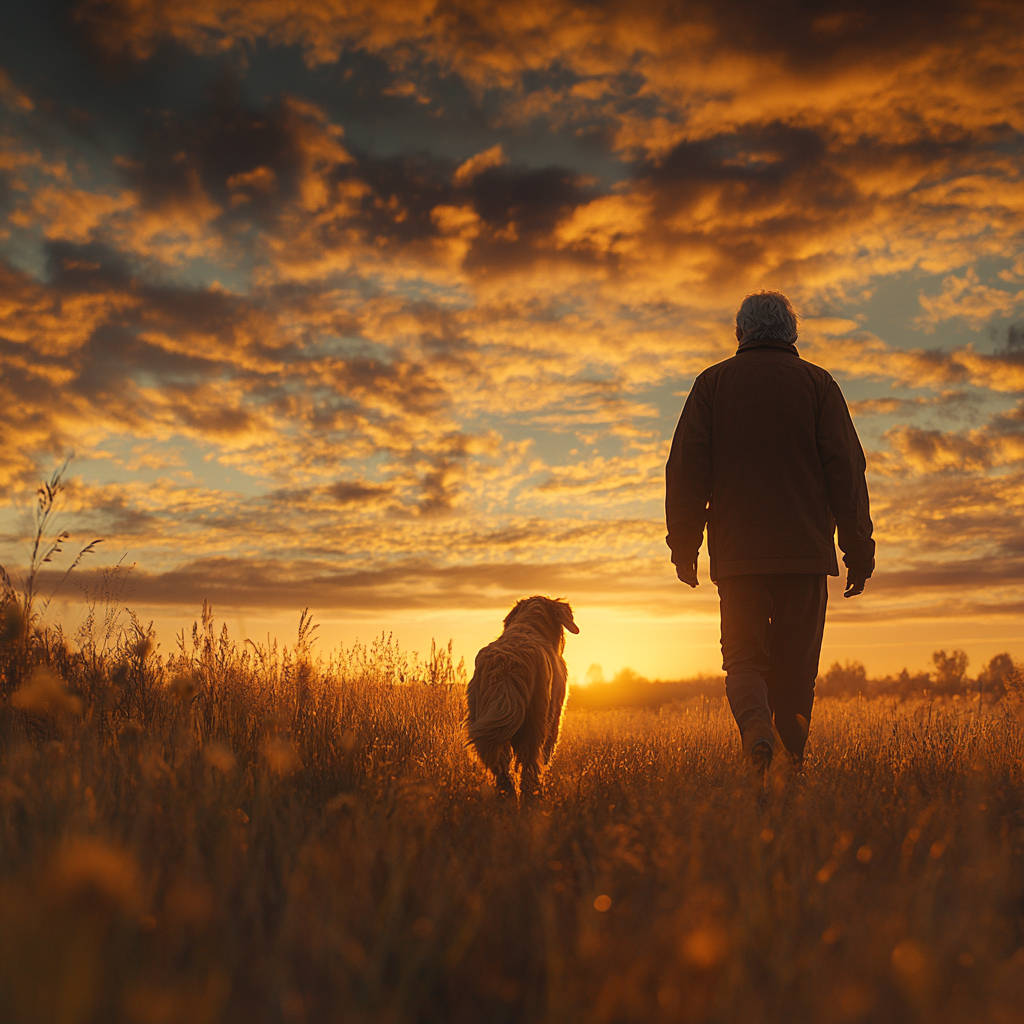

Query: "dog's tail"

xmin=466 ymin=657 xmax=530 ymax=769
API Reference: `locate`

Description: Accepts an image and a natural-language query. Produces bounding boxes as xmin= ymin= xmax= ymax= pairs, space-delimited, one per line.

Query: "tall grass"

xmin=1 ymin=609 xmax=1023 ymax=1024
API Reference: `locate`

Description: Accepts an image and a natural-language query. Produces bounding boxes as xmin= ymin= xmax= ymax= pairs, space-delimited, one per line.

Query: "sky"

xmin=1 ymin=0 xmax=1023 ymax=682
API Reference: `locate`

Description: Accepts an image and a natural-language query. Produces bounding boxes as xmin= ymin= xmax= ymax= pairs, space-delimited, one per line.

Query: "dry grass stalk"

xmin=0 ymin=610 xmax=1022 ymax=1024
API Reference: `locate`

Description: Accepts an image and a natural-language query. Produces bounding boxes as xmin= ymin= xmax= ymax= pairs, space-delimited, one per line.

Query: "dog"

xmin=466 ymin=596 xmax=579 ymax=799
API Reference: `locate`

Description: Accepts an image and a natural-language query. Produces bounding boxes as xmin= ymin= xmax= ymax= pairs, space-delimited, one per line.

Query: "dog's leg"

xmin=512 ymin=726 xmax=543 ymax=802
xmin=493 ymin=744 xmax=515 ymax=798
xmin=520 ymin=756 xmax=543 ymax=802
xmin=542 ymin=664 xmax=567 ymax=765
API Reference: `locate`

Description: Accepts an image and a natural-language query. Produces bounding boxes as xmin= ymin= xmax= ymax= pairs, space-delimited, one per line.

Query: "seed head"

xmin=169 ymin=675 xmax=197 ymax=702
xmin=12 ymin=667 xmax=82 ymax=716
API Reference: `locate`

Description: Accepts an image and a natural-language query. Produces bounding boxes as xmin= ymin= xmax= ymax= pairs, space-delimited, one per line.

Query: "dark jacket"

xmin=665 ymin=340 xmax=874 ymax=581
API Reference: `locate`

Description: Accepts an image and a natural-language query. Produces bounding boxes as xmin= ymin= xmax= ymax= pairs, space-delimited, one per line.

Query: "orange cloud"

xmin=453 ymin=144 xmax=508 ymax=185
xmin=915 ymin=268 xmax=1024 ymax=330
xmin=0 ymin=0 xmax=1022 ymax=642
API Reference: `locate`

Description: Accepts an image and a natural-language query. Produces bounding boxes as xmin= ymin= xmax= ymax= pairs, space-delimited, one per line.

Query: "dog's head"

xmin=504 ymin=596 xmax=579 ymax=647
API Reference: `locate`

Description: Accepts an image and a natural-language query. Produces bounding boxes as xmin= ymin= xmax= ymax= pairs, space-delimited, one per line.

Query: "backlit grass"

xmin=1 ymin=609 xmax=1023 ymax=1024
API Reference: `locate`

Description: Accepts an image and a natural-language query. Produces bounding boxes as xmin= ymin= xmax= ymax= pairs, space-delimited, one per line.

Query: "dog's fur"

xmin=466 ymin=596 xmax=579 ymax=798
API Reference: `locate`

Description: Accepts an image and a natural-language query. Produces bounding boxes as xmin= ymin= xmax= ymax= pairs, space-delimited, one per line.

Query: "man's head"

xmin=734 ymin=290 xmax=799 ymax=347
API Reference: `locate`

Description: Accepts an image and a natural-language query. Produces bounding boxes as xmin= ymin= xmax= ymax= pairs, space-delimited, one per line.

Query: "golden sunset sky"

xmin=1 ymin=0 xmax=1023 ymax=681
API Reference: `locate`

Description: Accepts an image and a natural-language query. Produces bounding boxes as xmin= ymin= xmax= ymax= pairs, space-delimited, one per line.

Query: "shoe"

xmin=749 ymin=740 xmax=773 ymax=809
xmin=750 ymin=739 xmax=773 ymax=773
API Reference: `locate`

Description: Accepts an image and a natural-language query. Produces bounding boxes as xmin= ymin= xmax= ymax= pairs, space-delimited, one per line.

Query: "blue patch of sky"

xmin=831 ymin=259 xmax=1022 ymax=355
xmin=312 ymin=329 xmax=392 ymax=363
xmin=237 ymin=40 xmax=630 ymax=188
xmin=1 ymin=232 xmax=48 ymax=282
xmin=145 ymin=256 xmax=256 ymax=295
xmin=72 ymin=437 xmax=267 ymax=496
xmin=370 ymin=274 xmax=474 ymax=307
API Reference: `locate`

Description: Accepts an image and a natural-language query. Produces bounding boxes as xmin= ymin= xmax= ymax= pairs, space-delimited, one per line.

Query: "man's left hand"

xmin=844 ymin=574 xmax=867 ymax=598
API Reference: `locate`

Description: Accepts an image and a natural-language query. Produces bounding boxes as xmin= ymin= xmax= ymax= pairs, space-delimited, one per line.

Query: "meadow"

xmin=1 ymin=603 xmax=1023 ymax=1024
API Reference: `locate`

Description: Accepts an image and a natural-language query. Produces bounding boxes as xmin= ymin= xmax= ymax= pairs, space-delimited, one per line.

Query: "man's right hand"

xmin=676 ymin=563 xmax=698 ymax=588
xmin=844 ymin=573 xmax=868 ymax=598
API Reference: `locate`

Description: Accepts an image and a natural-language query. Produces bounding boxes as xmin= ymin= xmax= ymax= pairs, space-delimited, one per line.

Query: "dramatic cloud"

xmin=1 ymin=0 xmax=1023 ymax=673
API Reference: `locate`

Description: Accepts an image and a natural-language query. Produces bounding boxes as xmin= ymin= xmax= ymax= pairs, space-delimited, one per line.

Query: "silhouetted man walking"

xmin=665 ymin=291 xmax=874 ymax=773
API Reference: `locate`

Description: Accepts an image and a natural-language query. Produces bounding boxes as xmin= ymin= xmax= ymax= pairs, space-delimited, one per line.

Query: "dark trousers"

xmin=717 ymin=574 xmax=827 ymax=759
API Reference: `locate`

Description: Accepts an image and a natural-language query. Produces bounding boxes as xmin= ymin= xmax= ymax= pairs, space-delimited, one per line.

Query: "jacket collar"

xmin=736 ymin=339 xmax=799 ymax=356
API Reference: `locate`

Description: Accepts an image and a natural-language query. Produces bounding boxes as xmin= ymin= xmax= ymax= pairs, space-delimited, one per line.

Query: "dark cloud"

xmin=849 ymin=391 xmax=976 ymax=418
xmin=0 ymin=170 xmax=13 ymax=212
xmin=66 ymin=0 xmax=1022 ymax=84
xmin=74 ymin=487 xmax=162 ymax=536
xmin=698 ymin=0 xmax=994 ymax=69
xmin=340 ymin=151 xmax=453 ymax=243
xmin=629 ymin=122 xmax=857 ymax=280
xmin=46 ymin=240 xmax=132 ymax=290
xmin=462 ymin=165 xmax=600 ymax=272
xmin=45 ymin=555 xmax=662 ymax=611
xmin=118 ymin=75 xmax=605 ymax=273
xmin=869 ymin=557 xmax=1024 ymax=592
xmin=880 ymin=417 xmax=1024 ymax=475
xmin=126 ymin=79 xmax=307 ymax=224
xmin=286 ymin=146 xmax=602 ymax=272
xmin=646 ymin=123 xmax=831 ymax=195
xmin=36 ymin=546 xmax=1024 ymax=622
xmin=995 ymin=322 xmax=1024 ymax=360
xmin=328 ymin=481 xmax=391 ymax=505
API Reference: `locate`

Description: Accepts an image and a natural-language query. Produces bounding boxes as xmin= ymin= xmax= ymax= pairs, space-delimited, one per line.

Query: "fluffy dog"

xmin=466 ymin=596 xmax=579 ymax=798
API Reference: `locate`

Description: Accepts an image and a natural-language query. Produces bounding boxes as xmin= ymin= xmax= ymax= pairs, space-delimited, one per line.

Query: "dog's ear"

xmin=555 ymin=601 xmax=579 ymax=634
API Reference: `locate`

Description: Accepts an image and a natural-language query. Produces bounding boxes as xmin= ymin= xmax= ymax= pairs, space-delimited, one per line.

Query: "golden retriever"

xmin=466 ymin=596 xmax=579 ymax=799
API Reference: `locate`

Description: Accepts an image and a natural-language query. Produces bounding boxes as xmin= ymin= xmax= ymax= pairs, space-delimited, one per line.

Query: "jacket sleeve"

xmin=817 ymin=380 xmax=875 ymax=577
xmin=665 ymin=374 xmax=712 ymax=569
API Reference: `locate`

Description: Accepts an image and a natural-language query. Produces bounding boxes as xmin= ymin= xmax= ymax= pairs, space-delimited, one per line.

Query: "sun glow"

xmin=0 ymin=0 xmax=1022 ymax=695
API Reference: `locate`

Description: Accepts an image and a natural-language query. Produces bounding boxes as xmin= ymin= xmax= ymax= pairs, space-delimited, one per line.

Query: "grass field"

xmin=1 ymin=608 xmax=1023 ymax=1024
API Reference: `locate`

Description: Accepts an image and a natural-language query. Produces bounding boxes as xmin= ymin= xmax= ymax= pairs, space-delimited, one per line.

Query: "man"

xmin=665 ymin=291 xmax=874 ymax=774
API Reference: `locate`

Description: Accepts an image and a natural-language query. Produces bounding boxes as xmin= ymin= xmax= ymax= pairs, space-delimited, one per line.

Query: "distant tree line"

xmin=568 ymin=651 xmax=1021 ymax=712
xmin=817 ymin=650 xmax=1018 ymax=700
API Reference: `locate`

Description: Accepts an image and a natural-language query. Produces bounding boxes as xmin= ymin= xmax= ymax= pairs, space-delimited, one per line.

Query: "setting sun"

xmin=1 ymin=2 xmax=1023 ymax=682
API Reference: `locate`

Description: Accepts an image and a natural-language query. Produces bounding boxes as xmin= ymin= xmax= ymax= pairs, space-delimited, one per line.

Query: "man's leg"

xmin=718 ymin=575 xmax=775 ymax=755
xmin=764 ymin=575 xmax=827 ymax=761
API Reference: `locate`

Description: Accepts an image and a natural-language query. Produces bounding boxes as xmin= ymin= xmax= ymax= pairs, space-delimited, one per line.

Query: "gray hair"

xmin=735 ymin=290 xmax=799 ymax=346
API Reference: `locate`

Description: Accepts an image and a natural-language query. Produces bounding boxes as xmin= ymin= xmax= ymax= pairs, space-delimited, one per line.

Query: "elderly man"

xmin=665 ymin=291 xmax=874 ymax=774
